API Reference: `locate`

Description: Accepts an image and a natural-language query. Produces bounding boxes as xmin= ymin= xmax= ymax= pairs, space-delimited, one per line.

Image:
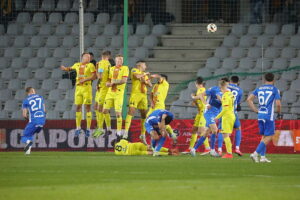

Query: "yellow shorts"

xmin=193 ymin=112 xmax=206 ymax=127
xmin=74 ymin=85 xmax=92 ymax=105
xmin=103 ymin=91 xmax=124 ymax=113
xmin=127 ymin=142 xmax=148 ymax=155
xmin=95 ymin=87 xmax=108 ymax=105
xmin=147 ymin=103 xmax=165 ymax=116
xmin=220 ymin=114 xmax=236 ymax=134
xmin=129 ymin=93 xmax=148 ymax=110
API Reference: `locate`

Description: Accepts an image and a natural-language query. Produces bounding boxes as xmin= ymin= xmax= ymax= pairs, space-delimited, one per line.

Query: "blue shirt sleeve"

xmin=274 ymin=88 xmax=281 ymax=100
xmin=22 ymin=99 xmax=28 ymax=109
xmin=206 ymin=88 xmax=212 ymax=96
xmin=252 ymin=88 xmax=258 ymax=97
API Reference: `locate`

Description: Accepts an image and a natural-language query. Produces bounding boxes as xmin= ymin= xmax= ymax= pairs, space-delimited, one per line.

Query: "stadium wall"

xmin=0 ymin=120 xmax=300 ymax=154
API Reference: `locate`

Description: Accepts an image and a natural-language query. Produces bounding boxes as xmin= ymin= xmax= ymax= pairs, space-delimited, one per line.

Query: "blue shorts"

xmin=234 ymin=113 xmax=241 ymax=128
xmin=204 ymin=107 xmax=220 ymax=127
xmin=258 ymin=119 xmax=275 ymax=136
xmin=21 ymin=122 xmax=44 ymax=143
xmin=145 ymin=122 xmax=160 ymax=135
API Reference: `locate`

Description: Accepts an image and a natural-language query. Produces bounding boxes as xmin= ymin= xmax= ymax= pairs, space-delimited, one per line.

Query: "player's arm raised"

xmin=60 ymin=65 xmax=73 ymax=71
xmin=247 ymin=94 xmax=258 ymax=113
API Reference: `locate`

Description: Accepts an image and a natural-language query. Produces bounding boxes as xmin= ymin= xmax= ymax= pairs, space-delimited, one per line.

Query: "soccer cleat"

xmin=234 ymin=149 xmax=243 ymax=156
xmin=190 ymin=148 xmax=196 ymax=157
xmin=75 ymin=129 xmax=82 ymax=137
xmin=250 ymin=153 xmax=259 ymax=163
xmin=93 ymin=129 xmax=104 ymax=138
xmin=210 ymin=150 xmax=220 ymax=157
xmin=181 ymin=148 xmax=191 ymax=154
xmin=170 ymin=133 xmax=177 ymax=144
xmin=24 ymin=141 xmax=33 ymax=153
xmin=123 ymin=131 xmax=128 ymax=139
xmin=222 ymin=153 xmax=233 ymax=158
xmin=25 ymin=146 xmax=32 ymax=155
xmin=85 ymin=130 xmax=91 ymax=137
xmin=218 ymin=150 xmax=223 ymax=157
xmin=105 ymin=130 xmax=112 ymax=136
xmin=260 ymin=157 xmax=271 ymax=163
xmin=200 ymin=149 xmax=211 ymax=156
xmin=153 ymin=151 xmax=161 ymax=157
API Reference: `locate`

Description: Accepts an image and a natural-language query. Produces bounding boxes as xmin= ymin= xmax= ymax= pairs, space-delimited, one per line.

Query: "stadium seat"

xmin=264 ymin=47 xmax=280 ymax=59
xmin=58 ymin=79 xmax=73 ymax=90
xmin=239 ymin=57 xmax=254 ymax=70
xmin=32 ymin=13 xmax=46 ymax=24
xmin=84 ymin=13 xmax=95 ymax=25
xmin=37 ymin=47 xmax=51 ymax=58
xmin=1 ymin=68 xmax=15 ymax=80
xmin=214 ymin=68 xmax=227 ymax=76
xmin=231 ymin=24 xmax=247 ymax=36
xmin=134 ymin=47 xmax=149 ymax=59
xmin=247 ymin=24 xmax=263 ymax=35
xmin=264 ymin=24 xmax=280 ymax=35
xmin=128 ymin=35 xmax=141 ymax=48
xmin=231 ymin=47 xmax=246 ymax=58
xmin=136 ymin=24 xmax=150 ymax=36
xmin=95 ymin=35 xmax=109 ymax=48
xmin=289 ymin=58 xmax=300 ymax=68
xmin=0 ymin=24 xmax=4 ymax=35
xmin=282 ymin=91 xmax=297 ymax=103
xmin=4 ymin=100 xmax=19 ymax=111
xmin=64 ymin=13 xmax=78 ymax=24
xmin=17 ymin=68 xmax=32 ymax=80
xmin=69 ymin=47 xmax=80 ymax=59
xmin=55 ymin=24 xmax=70 ymax=36
xmin=40 ymin=0 xmax=56 ymax=11
xmin=111 ymin=13 xmax=123 ymax=26
xmin=41 ymin=79 xmax=56 ymax=91
xmin=289 ymin=35 xmax=300 ymax=48
xmin=272 ymin=58 xmax=288 ymax=69
xmin=8 ymin=79 xmax=22 ymax=90
xmin=15 ymin=0 xmax=24 ymax=11
xmin=239 ymin=35 xmax=255 ymax=47
xmin=280 ymin=47 xmax=296 ymax=59
xmin=119 ymin=25 xmax=134 ymax=35
xmin=247 ymin=112 xmax=257 ymax=119
xmin=24 ymin=24 xmax=38 ymax=36
xmin=214 ymin=47 xmax=229 ymax=59
xmin=46 ymin=36 xmax=60 ymax=48
xmin=55 ymin=0 xmax=71 ymax=11
xmin=39 ymin=24 xmax=53 ymax=35
xmin=0 ymin=35 xmax=10 ymax=47
xmin=48 ymin=89 xmax=63 ymax=100
xmin=255 ymin=35 xmax=272 ymax=47
xmin=143 ymin=35 xmax=158 ymax=48
xmin=20 ymin=47 xmax=34 ymax=58
xmin=272 ymin=35 xmax=288 ymax=48
xmin=222 ymin=35 xmax=238 ymax=48
xmin=128 ymin=57 xmax=138 ymax=68
xmin=11 ymin=111 xmax=23 ymax=119
xmin=62 ymin=36 xmax=77 ymax=47
xmin=187 ymin=81 xmax=197 ymax=92
xmin=197 ymin=67 xmax=212 ymax=77
xmin=7 ymin=24 xmax=22 ymax=35
xmin=290 ymin=80 xmax=300 ymax=92
xmin=152 ymin=24 xmax=168 ymax=36
xmin=34 ymin=68 xmax=49 ymax=80
xmin=25 ymin=0 xmax=39 ymax=10
xmin=0 ymin=89 xmax=13 ymax=101
xmin=255 ymin=58 xmax=272 ymax=70
xmin=70 ymin=24 xmax=80 ymax=35
xmin=11 ymin=57 xmax=25 ymax=69
xmin=65 ymin=89 xmax=75 ymax=101
xmin=16 ymin=12 xmax=31 ymax=24
xmin=54 ymin=100 xmax=72 ymax=111
xmin=222 ymin=58 xmax=237 ymax=69
xmin=51 ymin=69 xmax=63 ymax=80
xmin=103 ymin=24 xmax=118 ymax=36
xmin=86 ymin=0 xmax=98 ymax=11
xmin=63 ymin=111 xmax=75 ymax=119
xmin=239 ymin=79 xmax=255 ymax=92
xmin=30 ymin=36 xmax=44 ymax=47
xmin=280 ymin=72 xmax=297 ymax=81
xmin=24 ymin=79 xmax=39 ymax=89
xmin=281 ymin=24 xmax=295 ymax=36
xmin=48 ymin=13 xmax=63 ymax=24
xmin=246 ymin=47 xmax=261 ymax=59
xmin=0 ymin=58 xmax=8 ymax=69
xmin=275 ymin=79 xmax=289 ymax=91
xmin=46 ymin=111 xmax=61 ymax=119
xmin=14 ymin=89 xmax=26 ymax=100
xmin=205 ymin=57 xmax=221 ymax=70
xmin=87 ymin=24 xmax=103 ymax=36
xmin=13 ymin=35 xmax=28 ymax=48
xmin=96 ymin=13 xmax=110 ymax=25
xmin=110 ymin=35 xmax=123 ymax=48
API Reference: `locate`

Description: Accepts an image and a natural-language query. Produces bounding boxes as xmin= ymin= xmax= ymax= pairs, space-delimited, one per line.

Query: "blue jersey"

xmin=22 ymin=94 xmax=46 ymax=124
xmin=252 ymin=84 xmax=280 ymax=121
xmin=146 ymin=109 xmax=174 ymax=127
xmin=228 ymin=83 xmax=243 ymax=113
xmin=205 ymin=86 xmax=222 ymax=109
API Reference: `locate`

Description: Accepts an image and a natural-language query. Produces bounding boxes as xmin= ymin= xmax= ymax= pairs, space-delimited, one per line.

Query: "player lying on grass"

xmin=247 ymin=73 xmax=282 ymax=163
xmin=111 ymin=138 xmax=179 ymax=156
xmin=21 ymin=87 xmax=46 ymax=155
xmin=145 ymin=109 xmax=176 ymax=156
xmin=182 ymin=77 xmax=210 ymax=155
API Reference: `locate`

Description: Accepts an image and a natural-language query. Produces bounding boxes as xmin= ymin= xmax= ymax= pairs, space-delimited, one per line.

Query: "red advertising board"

xmin=0 ymin=119 xmax=299 ymax=153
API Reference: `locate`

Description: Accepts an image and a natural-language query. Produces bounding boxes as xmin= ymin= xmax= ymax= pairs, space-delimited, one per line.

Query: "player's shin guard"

xmin=210 ymin=134 xmax=216 ymax=150
xmin=141 ymin=118 xmax=146 ymax=135
xmin=125 ymin=115 xmax=133 ymax=131
xmin=189 ymin=134 xmax=197 ymax=149
xmin=203 ymin=137 xmax=210 ymax=150
xmin=86 ymin=112 xmax=92 ymax=130
xmin=116 ymin=116 xmax=122 ymax=136
xmin=255 ymin=141 xmax=266 ymax=155
xmin=218 ymin=133 xmax=224 ymax=151
xmin=235 ymin=129 xmax=241 ymax=148
xmin=75 ymin=112 xmax=82 ymax=129
xmin=224 ymin=137 xmax=232 ymax=154
xmin=194 ymin=136 xmax=206 ymax=150
xmin=154 ymin=137 xmax=166 ymax=152
xmin=104 ymin=113 xmax=111 ymax=130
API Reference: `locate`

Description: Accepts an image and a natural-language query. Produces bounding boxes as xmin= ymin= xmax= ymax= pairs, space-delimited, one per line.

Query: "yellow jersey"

xmin=216 ymin=90 xmax=235 ymax=119
xmin=130 ymin=68 xmax=149 ymax=94
xmin=196 ymin=87 xmax=206 ymax=113
xmin=108 ymin=65 xmax=129 ymax=93
xmin=71 ymin=62 xmax=96 ymax=86
xmin=114 ymin=139 xmax=129 ymax=155
xmin=97 ymin=59 xmax=111 ymax=88
xmin=152 ymin=79 xmax=169 ymax=106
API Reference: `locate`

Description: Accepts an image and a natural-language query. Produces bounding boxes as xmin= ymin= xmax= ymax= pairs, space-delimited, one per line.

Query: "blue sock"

xmin=218 ymin=133 xmax=224 ymax=149
xmin=154 ymin=137 xmax=166 ymax=152
xmin=210 ymin=134 xmax=216 ymax=150
xmin=261 ymin=144 xmax=266 ymax=156
xmin=194 ymin=136 xmax=206 ymax=150
xmin=151 ymin=139 xmax=157 ymax=149
xmin=235 ymin=130 xmax=241 ymax=147
xmin=255 ymin=142 xmax=266 ymax=155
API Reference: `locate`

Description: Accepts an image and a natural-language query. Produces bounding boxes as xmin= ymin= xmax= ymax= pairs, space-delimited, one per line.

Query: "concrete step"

xmin=146 ymin=58 xmax=205 ymax=72
xmin=152 ymin=47 xmax=214 ymax=59
xmin=160 ymin=35 xmax=223 ymax=47
xmin=169 ymin=23 xmax=232 ymax=36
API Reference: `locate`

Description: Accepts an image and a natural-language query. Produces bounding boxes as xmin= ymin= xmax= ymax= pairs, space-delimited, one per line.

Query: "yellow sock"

xmin=75 ymin=112 xmax=82 ymax=129
xmin=141 ymin=118 xmax=146 ymax=135
xmin=98 ymin=112 xmax=104 ymax=129
xmin=159 ymin=152 xmax=169 ymax=156
xmin=189 ymin=133 xmax=197 ymax=149
xmin=204 ymin=137 xmax=210 ymax=150
xmin=117 ymin=116 xmax=122 ymax=131
xmin=160 ymin=147 xmax=169 ymax=152
xmin=166 ymin=125 xmax=173 ymax=134
xmin=104 ymin=113 xmax=111 ymax=129
xmin=224 ymin=137 xmax=232 ymax=154
xmin=86 ymin=112 xmax=92 ymax=130
xmin=125 ymin=115 xmax=133 ymax=131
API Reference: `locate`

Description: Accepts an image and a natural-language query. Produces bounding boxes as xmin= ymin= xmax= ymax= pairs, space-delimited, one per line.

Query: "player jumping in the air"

xmin=247 ymin=73 xmax=282 ymax=163
xmin=145 ymin=109 xmax=175 ymax=156
xmin=182 ymin=77 xmax=210 ymax=155
xmin=60 ymin=53 xmax=96 ymax=137
xmin=217 ymin=76 xmax=244 ymax=156
xmin=21 ymin=87 xmax=46 ymax=155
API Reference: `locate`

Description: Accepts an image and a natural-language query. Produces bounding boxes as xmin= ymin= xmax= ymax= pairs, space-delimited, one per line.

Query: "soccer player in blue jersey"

xmin=190 ymin=78 xmax=228 ymax=157
xmin=247 ymin=73 xmax=282 ymax=163
xmin=217 ymin=76 xmax=244 ymax=156
xmin=21 ymin=87 xmax=46 ymax=155
xmin=145 ymin=109 xmax=174 ymax=156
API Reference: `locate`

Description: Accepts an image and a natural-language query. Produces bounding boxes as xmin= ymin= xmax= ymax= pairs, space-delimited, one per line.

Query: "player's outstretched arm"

xmin=60 ymin=65 xmax=72 ymax=71
xmin=247 ymin=94 xmax=258 ymax=113
xmin=112 ymin=77 xmax=128 ymax=86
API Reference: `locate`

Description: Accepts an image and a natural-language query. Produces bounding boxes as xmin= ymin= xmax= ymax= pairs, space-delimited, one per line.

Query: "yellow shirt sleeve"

xmin=89 ymin=63 xmax=96 ymax=73
xmin=70 ymin=63 xmax=78 ymax=70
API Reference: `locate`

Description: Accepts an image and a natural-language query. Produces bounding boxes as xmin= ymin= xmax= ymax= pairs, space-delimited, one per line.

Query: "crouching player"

xmin=145 ymin=109 xmax=175 ymax=156
xmin=21 ymin=87 xmax=46 ymax=155
xmin=111 ymin=138 xmax=178 ymax=156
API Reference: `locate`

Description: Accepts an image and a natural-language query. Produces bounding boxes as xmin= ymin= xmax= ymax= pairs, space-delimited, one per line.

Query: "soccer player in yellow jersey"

xmin=102 ymin=55 xmax=129 ymax=138
xmin=124 ymin=61 xmax=152 ymax=139
xmin=182 ymin=77 xmax=210 ymax=155
xmin=215 ymin=79 xmax=235 ymax=159
xmin=93 ymin=51 xmax=112 ymax=137
xmin=111 ymin=139 xmax=178 ymax=156
xmin=60 ymin=53 xmax=96 ymax=137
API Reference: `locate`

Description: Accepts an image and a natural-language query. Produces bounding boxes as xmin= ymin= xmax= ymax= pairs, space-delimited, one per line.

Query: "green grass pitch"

xmin=0 ymin=152 xmax=299 ymax=200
